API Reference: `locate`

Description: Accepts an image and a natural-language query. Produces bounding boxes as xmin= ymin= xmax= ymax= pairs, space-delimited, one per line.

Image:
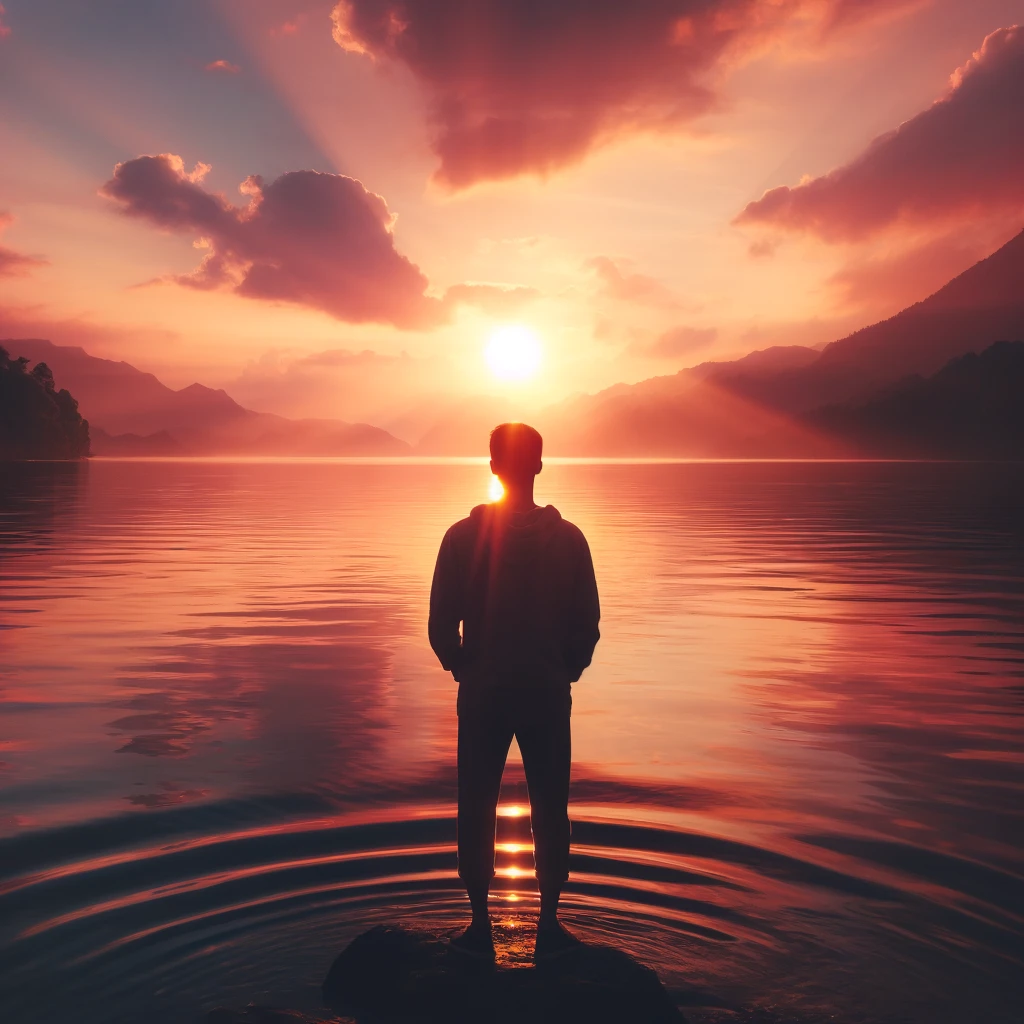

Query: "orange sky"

xmin=0 ymin=1 xmax=1021 ymax=427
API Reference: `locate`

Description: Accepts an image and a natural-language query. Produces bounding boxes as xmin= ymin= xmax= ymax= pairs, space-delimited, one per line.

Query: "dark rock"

xmin=321 ymin=924 xmax=686 ymax=1023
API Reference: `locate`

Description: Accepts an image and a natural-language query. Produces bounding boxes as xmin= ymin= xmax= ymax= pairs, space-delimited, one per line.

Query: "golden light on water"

xmin=485 ymin=325 xmax=543 ymax=382
xmin=499 ymin=842 xmax=527 ymax=853
xmin=497 ymin=804 xmax=527 ymax=817
xmin=489 ymin=475 xmax=505 ymax=502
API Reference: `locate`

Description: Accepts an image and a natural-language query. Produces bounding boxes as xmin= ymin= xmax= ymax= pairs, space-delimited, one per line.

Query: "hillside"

xmin=705 ymin=228 xmax=1024 ymax=413
xmin=811 ymin=341 xmax=1024 ymax=458
xmin=535 ymin=229 xmax=1024 ymax=456
xmin=3 ymin=339 xmax=411 ymax=456
xmin=0 ymin=345 xmax=90 ymax=460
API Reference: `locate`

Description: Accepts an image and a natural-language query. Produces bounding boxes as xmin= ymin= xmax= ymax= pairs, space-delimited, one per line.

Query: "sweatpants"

xmin=456 ymin=683 xmax=571 ymax=888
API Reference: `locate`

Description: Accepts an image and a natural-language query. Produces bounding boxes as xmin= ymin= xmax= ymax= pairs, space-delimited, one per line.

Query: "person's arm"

xmin=428 ymin=528 xmax=465 ymax=676
xmin=565 ymin=532 xmax=600 ymax=682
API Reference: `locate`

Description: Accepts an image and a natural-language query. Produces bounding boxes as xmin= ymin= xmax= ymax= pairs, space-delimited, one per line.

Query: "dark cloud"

xmin=0 ymin=213 xmax=47 ymax=277
xmin=100 ymin=154 xmax=446 ymax=328
xmin=331 ymin=0 xmax=924 ymax=188
xmin=736 ymin=26 xmax=1024 ymax=240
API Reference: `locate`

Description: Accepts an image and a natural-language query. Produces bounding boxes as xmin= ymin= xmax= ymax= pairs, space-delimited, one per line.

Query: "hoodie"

xmin=429 ymin=503 xmax=600 ymax=690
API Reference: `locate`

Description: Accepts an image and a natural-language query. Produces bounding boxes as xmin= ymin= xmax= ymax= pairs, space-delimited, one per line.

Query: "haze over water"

xmin=1 ymin=459 xmax=1022 ymax=1024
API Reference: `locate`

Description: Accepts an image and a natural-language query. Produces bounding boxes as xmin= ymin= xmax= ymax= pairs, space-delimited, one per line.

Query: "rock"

xmin=321 ymin=924 xmax=686 ymax=1023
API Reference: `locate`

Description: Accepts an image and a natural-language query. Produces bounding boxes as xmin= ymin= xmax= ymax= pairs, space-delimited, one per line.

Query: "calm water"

xmin=1 ymin=459 xmax=1022 ymax=1024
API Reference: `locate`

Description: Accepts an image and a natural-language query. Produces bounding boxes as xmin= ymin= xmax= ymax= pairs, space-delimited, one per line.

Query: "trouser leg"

xmin=457 ymin=687 xmax=514 ymax=888
xmin=515 ymin=689 xmax=572 ymax=887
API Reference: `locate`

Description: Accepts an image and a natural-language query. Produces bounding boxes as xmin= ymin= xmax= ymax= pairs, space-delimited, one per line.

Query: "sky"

xmin=0 ymin=1 xmax=1021 ymax=430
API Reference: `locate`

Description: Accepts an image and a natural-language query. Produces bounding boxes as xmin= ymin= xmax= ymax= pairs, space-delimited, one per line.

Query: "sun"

xmin=485 ymin=325 xmax=542 ymax=382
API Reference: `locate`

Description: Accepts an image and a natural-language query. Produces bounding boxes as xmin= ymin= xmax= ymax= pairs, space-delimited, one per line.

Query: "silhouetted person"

xmin=429 ymin=423 xmax=600 ymax=962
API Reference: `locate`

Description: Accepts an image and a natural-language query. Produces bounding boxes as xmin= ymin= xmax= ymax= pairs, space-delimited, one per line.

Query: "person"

xmin=428 ymin=422 xmax=601 ymax=962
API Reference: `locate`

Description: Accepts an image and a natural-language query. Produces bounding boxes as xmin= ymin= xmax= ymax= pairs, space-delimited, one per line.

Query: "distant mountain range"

xmin=536 ymin=227 xmax=1024 ymax=457
xmin=4 ymin=227 xmax=1022 ymax=459
xmin=1 ymin=339 xmax=410 ymax=456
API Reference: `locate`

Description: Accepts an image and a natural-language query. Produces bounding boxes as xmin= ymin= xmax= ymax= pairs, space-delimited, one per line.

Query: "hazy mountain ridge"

xmin=5 ymin=228 xmax=1022 ymax=459
xmin=4 ymin=339 xmax=411 ymax=456
xmin=532 ymin=228 xmax=1024 ymax=457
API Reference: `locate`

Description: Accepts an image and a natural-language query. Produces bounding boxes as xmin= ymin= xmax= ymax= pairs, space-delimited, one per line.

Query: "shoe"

xmin=533 ymin=921 xmax=583 ymax=963
xmin=449 ymin=923 xmax=496 ymax=963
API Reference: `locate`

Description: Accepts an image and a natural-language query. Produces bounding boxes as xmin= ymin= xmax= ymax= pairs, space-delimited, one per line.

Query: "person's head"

xmin=489 ymin=422 xmax=543 ymax=486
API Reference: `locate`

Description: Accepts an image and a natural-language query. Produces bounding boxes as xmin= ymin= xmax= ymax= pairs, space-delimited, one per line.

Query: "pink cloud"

xmin=0 ymin=5 xmax=10 ymax=39
xmin=588 ymin=256 xmax=680 ymax=308
xmin=736 ymin=26 xmax=1024 ymax=240
xmin=205 ymin=59 xmax=241 ymax=74
xmin=100 ymin=154 xmax=446 ymax=328
xmin=635 ymin=325 xmax=718 ymax=360
xmin=822 ymin=0 xmax=929 ymax=33
xmin=442 ymin=282 xmax=540 ymax=315
xmin=0 ymin=212 xmax=47 ymax=277
xmin=331 ymin=0 xmax=924 ymax=188
xmin=270 ymin=15 xmax=306 ymax=37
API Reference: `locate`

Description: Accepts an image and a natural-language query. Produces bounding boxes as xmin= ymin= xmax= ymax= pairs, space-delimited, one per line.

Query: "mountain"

xmin=540 ymin=368 xmax=844 ymax=457
xmin=3 ymin=339 xmax=410 ymax=456
xmin=688 ymin=344 xmax=821 ymax=381
xmin=810 ymin=341 xmax=1024 ymax=458
xmin=704 ymin=228 xmax=1024 ymax=413
xmin=537 ymin=229 xmax=1024 ymax=457
xmin=0 ymin=344 xmax=90 ymax=459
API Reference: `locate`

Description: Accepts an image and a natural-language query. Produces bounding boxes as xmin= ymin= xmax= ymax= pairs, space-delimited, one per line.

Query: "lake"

xmin=1 ymin=458 xmax=1022 ymax=1024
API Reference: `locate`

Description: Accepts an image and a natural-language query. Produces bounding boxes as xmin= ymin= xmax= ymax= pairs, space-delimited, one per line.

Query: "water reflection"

xmin=0 ymin=459 xmax=1022 ymax=1023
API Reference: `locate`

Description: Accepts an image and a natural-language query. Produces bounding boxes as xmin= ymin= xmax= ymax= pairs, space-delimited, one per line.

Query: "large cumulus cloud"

xmin=736 ymin=25 xmax=1024 ymax=240
xmin=100 ymin=154 xmax=445 ymax=328
xmin=332 ymin=0 xmax=918 ymax=189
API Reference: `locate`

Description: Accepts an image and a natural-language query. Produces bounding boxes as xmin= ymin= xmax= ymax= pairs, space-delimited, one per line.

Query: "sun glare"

xmin=485 ymin=325 xmax=542 ymax=382
xmin=489 ymin=475 xmax=505 ymax=501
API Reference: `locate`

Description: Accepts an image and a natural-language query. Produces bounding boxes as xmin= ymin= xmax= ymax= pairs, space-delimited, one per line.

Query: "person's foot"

xmin=533 ymin=920 xmax=583 ymax=962
xmin=449 ymin=921 xmax=496 ymax=962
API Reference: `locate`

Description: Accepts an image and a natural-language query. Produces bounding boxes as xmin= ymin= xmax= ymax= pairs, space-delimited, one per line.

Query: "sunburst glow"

xmin=485 ymin=325 xmax=542 ymax=382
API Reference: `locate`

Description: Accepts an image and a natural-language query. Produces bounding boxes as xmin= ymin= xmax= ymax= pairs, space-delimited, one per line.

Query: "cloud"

xmin=588 ymin=256 xmax=680 ymax=308
xmin=635 ymin=325 xmax=718 ymax=360
xmin=822 ymin=0 xmax=929 ymax=33
xmin=100 ymin=154 xmax=446 ymax=328
xmin=0 ymin=5 xmax=10 ymax=39
xmin=736 ymin=26 xmax=1024 ymax=240
xmin=0 ymin=213 xmax=48 ymax=277
xmin=205 ymin=59 xmax=241 ymax=74
xmin=442 ymin=282 xmax=539 ymax=315
xmin=331 ymin=0 xmax=916 ymax=189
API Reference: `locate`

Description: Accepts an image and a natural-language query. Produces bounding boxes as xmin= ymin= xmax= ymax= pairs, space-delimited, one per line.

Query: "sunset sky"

xmin=0 ymin=1 xmax=1021 ymax=427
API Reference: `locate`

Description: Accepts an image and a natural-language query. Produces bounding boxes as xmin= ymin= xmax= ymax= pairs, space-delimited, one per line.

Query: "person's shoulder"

xmin=548 ymin=508 xmax=590 ymax=546
xmin=443 ymin=505 xmax=488 ymax=542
